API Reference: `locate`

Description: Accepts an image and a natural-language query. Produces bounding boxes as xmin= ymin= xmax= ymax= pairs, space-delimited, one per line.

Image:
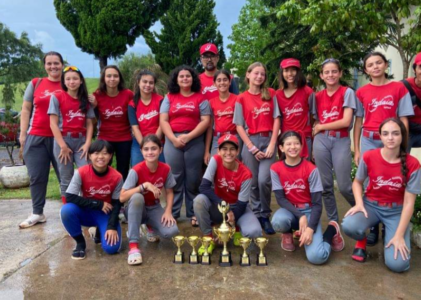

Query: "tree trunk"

xmin=99 ymin=56 xmax=108 ymax=72
xmin=402 ymin=58 xmax=409 ymax=80
xmin=6 ymin=143 xmax=15 ymax=166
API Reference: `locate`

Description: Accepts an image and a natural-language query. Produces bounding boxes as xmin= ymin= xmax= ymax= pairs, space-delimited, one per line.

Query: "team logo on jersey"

xmin=138 ymin=110 xmax=159 ymax=122
xmin=86 ymin=184 xmax=112 ymax=197
xmin=215 ymin=107 xmax=234 ymax=120
xmin=217 ymin=178 xmax=236 ymax=192
xmin=321 ymin=106 xmax=340 ymax=123
xmin=103 ymin=107 xmax=124 ymax=119
xmin=153 ymin=177 xmax=164 ymax=190
xmin=40 ymin=89 xmax=61 ymax=99
xmin=172 ymin=101 xmax=195 ymax=113
xmin=66 ymin=110 xmax=85 ymax=122
xmin=368 ymin=95 xmax=394 ymax=113
xmin=372 ymin=176 xmax=403 ymax=191
xmin=284 ymin=103 xmax=304 ymax=119
xmin=252 ymin=103 xmax=271 ymax=119
xmin=202 ymin=85 xmax=218 ymax=94
xmin=283 ymin=179 xmax=306 ymax=194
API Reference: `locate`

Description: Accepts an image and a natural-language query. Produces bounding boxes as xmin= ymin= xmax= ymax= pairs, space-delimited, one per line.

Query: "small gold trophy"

xmin=200 ymin=236 xmax=213 ymax=265
xmin=254 ymin=237 xmax=269 ymax=266
xmin=188 ymin=236 xmax=200 ymax=264
xmin=213 ymin=201 xmax=236 ymax=267
xmin=172 ymin=235 xmax=185 ymax=264
xmin=239 ymin=237 xmax=252 ymax=267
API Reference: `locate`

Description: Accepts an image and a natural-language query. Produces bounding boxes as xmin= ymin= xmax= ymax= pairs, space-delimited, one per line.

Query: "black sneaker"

xmin=351 ymin=246 xmax=367 ymax=263
xmin=71 ymin=249 xmax=86 ymax=260
xmin=366 ymin=225 xmax=379 ymax=247
xmin=259 ymin=217 xmax=275 ymax=235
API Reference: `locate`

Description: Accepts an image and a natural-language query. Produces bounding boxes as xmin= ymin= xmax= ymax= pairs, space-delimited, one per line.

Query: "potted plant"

xmin=411 ymin=195 xmax=421 ymax=248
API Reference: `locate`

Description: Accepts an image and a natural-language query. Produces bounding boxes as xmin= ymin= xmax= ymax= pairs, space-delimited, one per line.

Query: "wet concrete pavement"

xmin=0 ymin=196 xmax=420 ymax=300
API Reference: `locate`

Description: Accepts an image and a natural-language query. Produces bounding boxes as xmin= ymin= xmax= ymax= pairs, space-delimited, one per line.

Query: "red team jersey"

xmin=26 ymin=78 xmax=62 ymax=137
xmin=212 ymin=155 xmax=252 ymax=204
xmin=276 ymin=86 xmax=313 ymax=137
xmin=78 ymin=165 xmax=122 ymax=203
xmin=52 ymin=91 xmax=89 ymax=135
xmin=167 ymin=92 xmax=206 ymax=132
xmin=199 ymin=73 xmax=219 ymax=99
xmin=209 ymin=93 xmax=237 ymax=134
xmin=94 ymin=89 xmax=133 ymax=141
xmin=128 ymin=93 xmax=163 ymax=137
xmin=406 ymin=77 xmax=421 ymax=124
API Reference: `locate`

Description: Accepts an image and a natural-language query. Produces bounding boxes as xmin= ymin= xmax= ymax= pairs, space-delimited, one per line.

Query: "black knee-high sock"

xmin=323 ymin=225 xmax=336 ymax=244
xmin=73 ymin=234 xmax=86 ymax=250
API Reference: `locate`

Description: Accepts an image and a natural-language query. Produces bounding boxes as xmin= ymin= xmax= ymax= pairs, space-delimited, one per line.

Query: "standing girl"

xmin=120 ymin=135 xmax=179 ymax=265
xmin=128 ymin=70 xmax=164 ymax=165
xmin=204 ymin=69 xmax=239 ymax=164
xmin=312 ymin=58 xmax=357 ymax=249
xmin=233 ymin=62 xmax=281 ymax=234
xmin=343 ymin=118 xmax=420 ymax=272
xmin=19 ymin=52 xmax=64 ymax=228
xmin=271 ymin=131 xmax=342 ymax=264
xmin=61 ymin=140 xmax=123 ymax=260
xmin=90 ymin=65 xmax=133 ymax=180
xmin=48 ymin=66 xmax=95 ymax=204
xmin=159 ymin=65 xmax=210 ymax=225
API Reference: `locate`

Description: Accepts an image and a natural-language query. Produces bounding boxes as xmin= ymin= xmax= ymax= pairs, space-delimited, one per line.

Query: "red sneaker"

xmin=352 ymin=238 xmax=367 ymax=262
xmin=281 ymin=233 xmax=295 ymax=252
xmin=293 ymin=230 xmax=301 ymax=240
xmin=328 ymin=221 xmax=345 ymax=252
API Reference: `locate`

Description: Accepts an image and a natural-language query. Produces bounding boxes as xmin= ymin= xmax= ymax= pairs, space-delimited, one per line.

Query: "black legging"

xmin=108 ymin=140 xmax=132 ymax=180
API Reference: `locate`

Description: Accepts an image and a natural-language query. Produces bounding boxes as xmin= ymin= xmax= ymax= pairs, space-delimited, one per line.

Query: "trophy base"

xmin=173 ymin=252 xmax=184 ymax=264
xmin=239 ymin=255 xmax=251 ymax=267
xmin=219 ymin=252 xmax=232 ymax=267
xmin=189 ymin=254 xmax=199 ymax=264
xmin=201 ymin=254 xmax=211 ymax=265
xmin=256 ymin=254 xmax=268 ymax=266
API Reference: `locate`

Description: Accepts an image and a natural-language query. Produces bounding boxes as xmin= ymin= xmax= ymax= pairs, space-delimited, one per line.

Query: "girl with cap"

xmin=89 ymin=66 xmax=133 ymax=180
xmin=48 ymin=66 xmax=95 ymax=204
xmin=120 ymin=134 xmax=179 ymax=265
xmin=233 ymin=62 xmax=281 ymax=234
xmin=354 ymin=52 xmax=414 ymax=246
xmin=204 ymin=69 xmax=240 ymax=165
xmin=270 ymin=131 xmax=340 ymax=264
xmin=19 ymin=52 xmax=64 ymax=228
xmin=160 ymin=65 xmax=211 ymax=226
xmin=276 ymin=58 xmax=314 ymax=158
xmin=312 ymin=58 xmax=357 ymax=251
xmin=342 ymin=118 xmax=420 ymax=271
xmin=128 ymin=70 xmax=165 ymax=166
xmin=194 ymin=134 xmax=262 ymax=254
xmin=61 ymin=140 xmax=124 ymax=260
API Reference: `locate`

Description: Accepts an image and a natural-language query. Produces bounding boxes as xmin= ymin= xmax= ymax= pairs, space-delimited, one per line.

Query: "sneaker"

xmin=198 ymin=240 xmax=216 ymax=255
xmin=233 ymin=232 xmax=243 ymax=247
xmin=71 ymin=249 xmax=86 ymax=260
xmin=146 ymin=228 xmax=160 ymax=243
xmin=328 ymin=220 xmax=345 ymax=252
xmin=281 ymin=233 xmax=295 ymax=252
xmin=119 ymin=207 xmax=127 ymax=224
xmin=259 ymin=217 xmax=276 ymax=235
xmin=88 ymin=227 xmax=101 ymax=244
xmin=19 ymin=214 xmax=46 ymax=229
xmin=352 ymin=246 xmax=367 ymax=263
xmin=293 ymin=230 xmax=301 ymax=240
xmin=366 ymin=225 xmax=379 ymax=247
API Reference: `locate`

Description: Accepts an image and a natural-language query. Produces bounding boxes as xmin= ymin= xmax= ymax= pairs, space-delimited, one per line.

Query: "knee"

xmin=306 ymin=250 xmax=329 ymax=265
xmin=160 ymin=225 xmax=180 ymax=239
xmin=271 ymin=216 xmax=291 ymax=233
xmin=60 ymin=203 xmax=78 ymax=221
xmin=102 ymin=242 xmax=121 ymax=255
xmin=385 ymin=255 xmax=410 ymax=273
xmin=341 ymin=217 xmax=365 ymax=240
xmin=129 ymin=194 xmax=145 ymax=209
xmin=193 ymin=195 xmax=208 ymax=213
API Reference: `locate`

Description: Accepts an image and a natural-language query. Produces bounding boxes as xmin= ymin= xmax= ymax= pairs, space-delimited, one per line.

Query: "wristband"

xmin=246 ymin=141 xmax=253 ymax=147
xmin=248 ymin=146 xmax=257 ymax=153
xmin=253 ymin=150 xmax=260 ymax=156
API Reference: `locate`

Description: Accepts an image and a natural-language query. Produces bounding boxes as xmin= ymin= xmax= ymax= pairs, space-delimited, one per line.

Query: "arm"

xmin=106 ymin=199 xmax=122 ymax=230
xmin=274 ymin=190 xmax=304 ymax=219
xmin=265 ymin=117 xmax=280 ymax=158
xmin=204 ymin=116 xmax=214 ymax=165
xmin=199 ymin=178 xmax=222 ymax=204
xmin=160 ymin=112 xmax=180 ymax=146
xmin=161 ymin=188 xmax=176 ymax=227
xmin=353 ymin=117 xmax=363 ymax=166
xmin=128 ymin=105 xmax=143 ymax=144
xmin=182 ymin=114 xmax=210 ymax=142
xmin=120 ymin=170 xmax=142 ymax=203
xmin=50 ymin=113 xmax=72 ymax=165
xmin=132 ymin=125 xmax=144 ymax=145
xmin=307 ymin=192 xmax=322 ymax=232
xmin=230 ymin=178 xmax=252 ymax=221
xmin=313 ymin=108 xmax=353 ymax=133
xmin=78 ymin=118 xmax=94 ymax=160
xmin=65 ymin=193 xmax=104 ymax=210
xmin=155 ymin=126 xmax=163 ymax=140
xmin=20 ymin=101 xmax=32 ymax=147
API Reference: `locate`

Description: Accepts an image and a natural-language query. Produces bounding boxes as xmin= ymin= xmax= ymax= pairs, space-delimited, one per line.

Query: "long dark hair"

xmin=98 ymin=65 xmax=126 ymax=94
xmin=278 ymin=67 xmax=306 ymax=90
xmin=363 ymin=52 xmax=389 ymax=79
xmin=61 ymin=67 xmax=88 ymax=113
xmin=167 ymin=65 xmax=201 ymax=94
xmin=43 ymin=51 xmax=64 ymax=64
xmin=140 ymin=134 xmax=162 ymax=149
xmin=245 ymin=62 xmax=270 ymax=100
xmin=379 ymin=118 xmax=408 ymax=186
xmin=277 ymin=130 xmax=302 ymax=160
xmin=133 ymin=70 xmax=157 ymax=108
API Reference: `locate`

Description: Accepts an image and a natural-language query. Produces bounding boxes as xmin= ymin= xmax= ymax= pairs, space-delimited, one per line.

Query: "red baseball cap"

xmin=200 ymin=43 xmax=218 ymax=55
xmin=218 ymin=134 xmax=239 ymax=149
xmin=280 ymin=58 xmax=301 ymax=69
xmin=414 ymin=52 xmax=421 ymax=66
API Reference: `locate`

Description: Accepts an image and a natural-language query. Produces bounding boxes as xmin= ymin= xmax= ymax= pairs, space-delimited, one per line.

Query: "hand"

xmin=104 ymin=229 xmax=119 ymax=246
xmin=254 ymin=150 xmax=266 ymax=161
xmin=102 ymin=202 xmax=113 ymax=214
xmin=78 ymin=142 xmax=90 ymax=160
xmin=299 ymin=227 xmax=314 ymax=247
xmin=172 ymin=137 xmax=186 ymax=149
xmin=178 ymin=134 xmax=191 ymax=145
xmin=204 ymin=152 xmax=211 ymax=165
xmin=227 ymin=211 xmax=235 ymax=226
xmin=354 ymin=151 xmax=360 ymax=167
xmin=59 ymin=145 xmax=73 ymax=165
xmin=144 ymin=182 xmax=161 ymax=199
xmin=88 ymin=94 xmax=97 ymax=108
xmin=299 ymin=215 xmax=308 ymax=234
xmin=344 ymin=204 xmax=368 ymax=218
xmin=264 ymin=142 xmax=276 ymax=158
xmin=19 ymin=133 xmax=27 ymax=148
xmin=161 ymin=210 xmax=176 ymax=227
xmin=312 ymin=124 xmax=322 ymax=136
xmin=386 ymin=235 xmax=410 ymax=261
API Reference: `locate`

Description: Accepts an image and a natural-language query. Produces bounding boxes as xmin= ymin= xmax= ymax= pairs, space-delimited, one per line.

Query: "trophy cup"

xmin=188 ymin=236 xmax=200 ymax=264
xmin=201 ymin=236 xmax=213 ymax=265
xmin=172 ymin=235 xmax=185 ymax=264
xmin=239 ymin=237 xmax=252 ymax=267
xmin=254 ymin=237 xmax=269 ymax=266
xmin=213 ymin=201 xmax=236 ymax=267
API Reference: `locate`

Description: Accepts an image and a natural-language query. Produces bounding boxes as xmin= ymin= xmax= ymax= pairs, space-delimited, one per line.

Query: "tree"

xmin=53 ymin=0 xmax=170 ymax=71
xmin=144 ymin=0 xmax=226 ymax=74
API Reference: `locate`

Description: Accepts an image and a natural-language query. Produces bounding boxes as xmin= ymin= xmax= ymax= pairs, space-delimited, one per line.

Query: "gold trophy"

xmin=187 ymin=236 xmax=200 ymax=264
xmin=172 ymin=235 xmax=186 ymax=264
xmin=239 ymin=237 xmax=252 ymax=267
xmin=254 ymin=237 xmax=269 ymax=266
xmin=213 ymin=201 xmax=236 ymax=267
xmin=200 ymin=236 xmax=213 ymax=265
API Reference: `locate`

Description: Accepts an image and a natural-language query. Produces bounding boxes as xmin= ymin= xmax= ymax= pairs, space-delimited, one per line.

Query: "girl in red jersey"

xmin=271 ymin=131 xmax=342 ymax=264
xmin=276 ymin=58 xmax=314 ymax=157
xmin=353 ymin=52 xmax=414 ymax=245
xmin=343 ymin=118 xmax=421 ymax=272
xmin=312 ymin=59 xmax=357 ymax=250
xmin=48 ymin=66 xmax=95 ymax=204
xmin=204 ymin=69 xmax=239 ymax=165
xmin=89 ymin=65 xmax=133 ymax=180
xmin=120 ymin=135 xmax=179 ymax=265
xmin=233 ymin=62 xmax=281 ymax=234
xmin=160 ymin=65 xmax=211 ymax=226
xmin=61 ymin=140 xmax=124 ymax=260
xmin=128 ymin=70 xmax=165 ymax=165
xmin=19 ymin=52 xmax=64 ymax=229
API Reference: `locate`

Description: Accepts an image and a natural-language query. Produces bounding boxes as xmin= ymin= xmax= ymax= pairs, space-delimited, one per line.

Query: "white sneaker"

xmin=19 ymin=214 xmax=46 ymax=228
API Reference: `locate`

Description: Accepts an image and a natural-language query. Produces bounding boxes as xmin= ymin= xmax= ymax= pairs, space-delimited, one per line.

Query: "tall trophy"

xmin=201 ymin=236 xmax=213 ymax=265
xmin=239 ymin=237 xmax=251 ymax=267
xmin=172 ymin=235 xmax=185 ymax=264
xmin=213 ymin=201 xmax=236 ymax=267
xmin=255 ymin=237 xmax=269 ymax=266
xmin=188 ymin=236 xmax=200 ymax=264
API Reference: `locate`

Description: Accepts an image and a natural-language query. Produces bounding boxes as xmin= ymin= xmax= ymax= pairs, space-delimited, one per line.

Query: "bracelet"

xmin=246 ymin=141 xmax=253 ymax=147
xmin=253 ymin=150 xmax=260 ymax=156
xmin=248 ymin=146 xmax=257 ymax=153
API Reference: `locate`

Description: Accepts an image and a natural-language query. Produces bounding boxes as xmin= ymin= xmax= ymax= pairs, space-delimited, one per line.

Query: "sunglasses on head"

xmin=63 ymin=66 xmax=80 ymax=72
xmin=321 ymin=58 xmax=340 ymax=66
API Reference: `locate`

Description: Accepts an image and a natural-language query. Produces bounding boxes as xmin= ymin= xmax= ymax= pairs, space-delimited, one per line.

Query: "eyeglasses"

xmin=201 ymin=55 xmax=218 ymax=60
xmin=321 ymin=58 xmax=340 ymax=66
xmin=63 ymin=66 xmax=80 ymax=72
